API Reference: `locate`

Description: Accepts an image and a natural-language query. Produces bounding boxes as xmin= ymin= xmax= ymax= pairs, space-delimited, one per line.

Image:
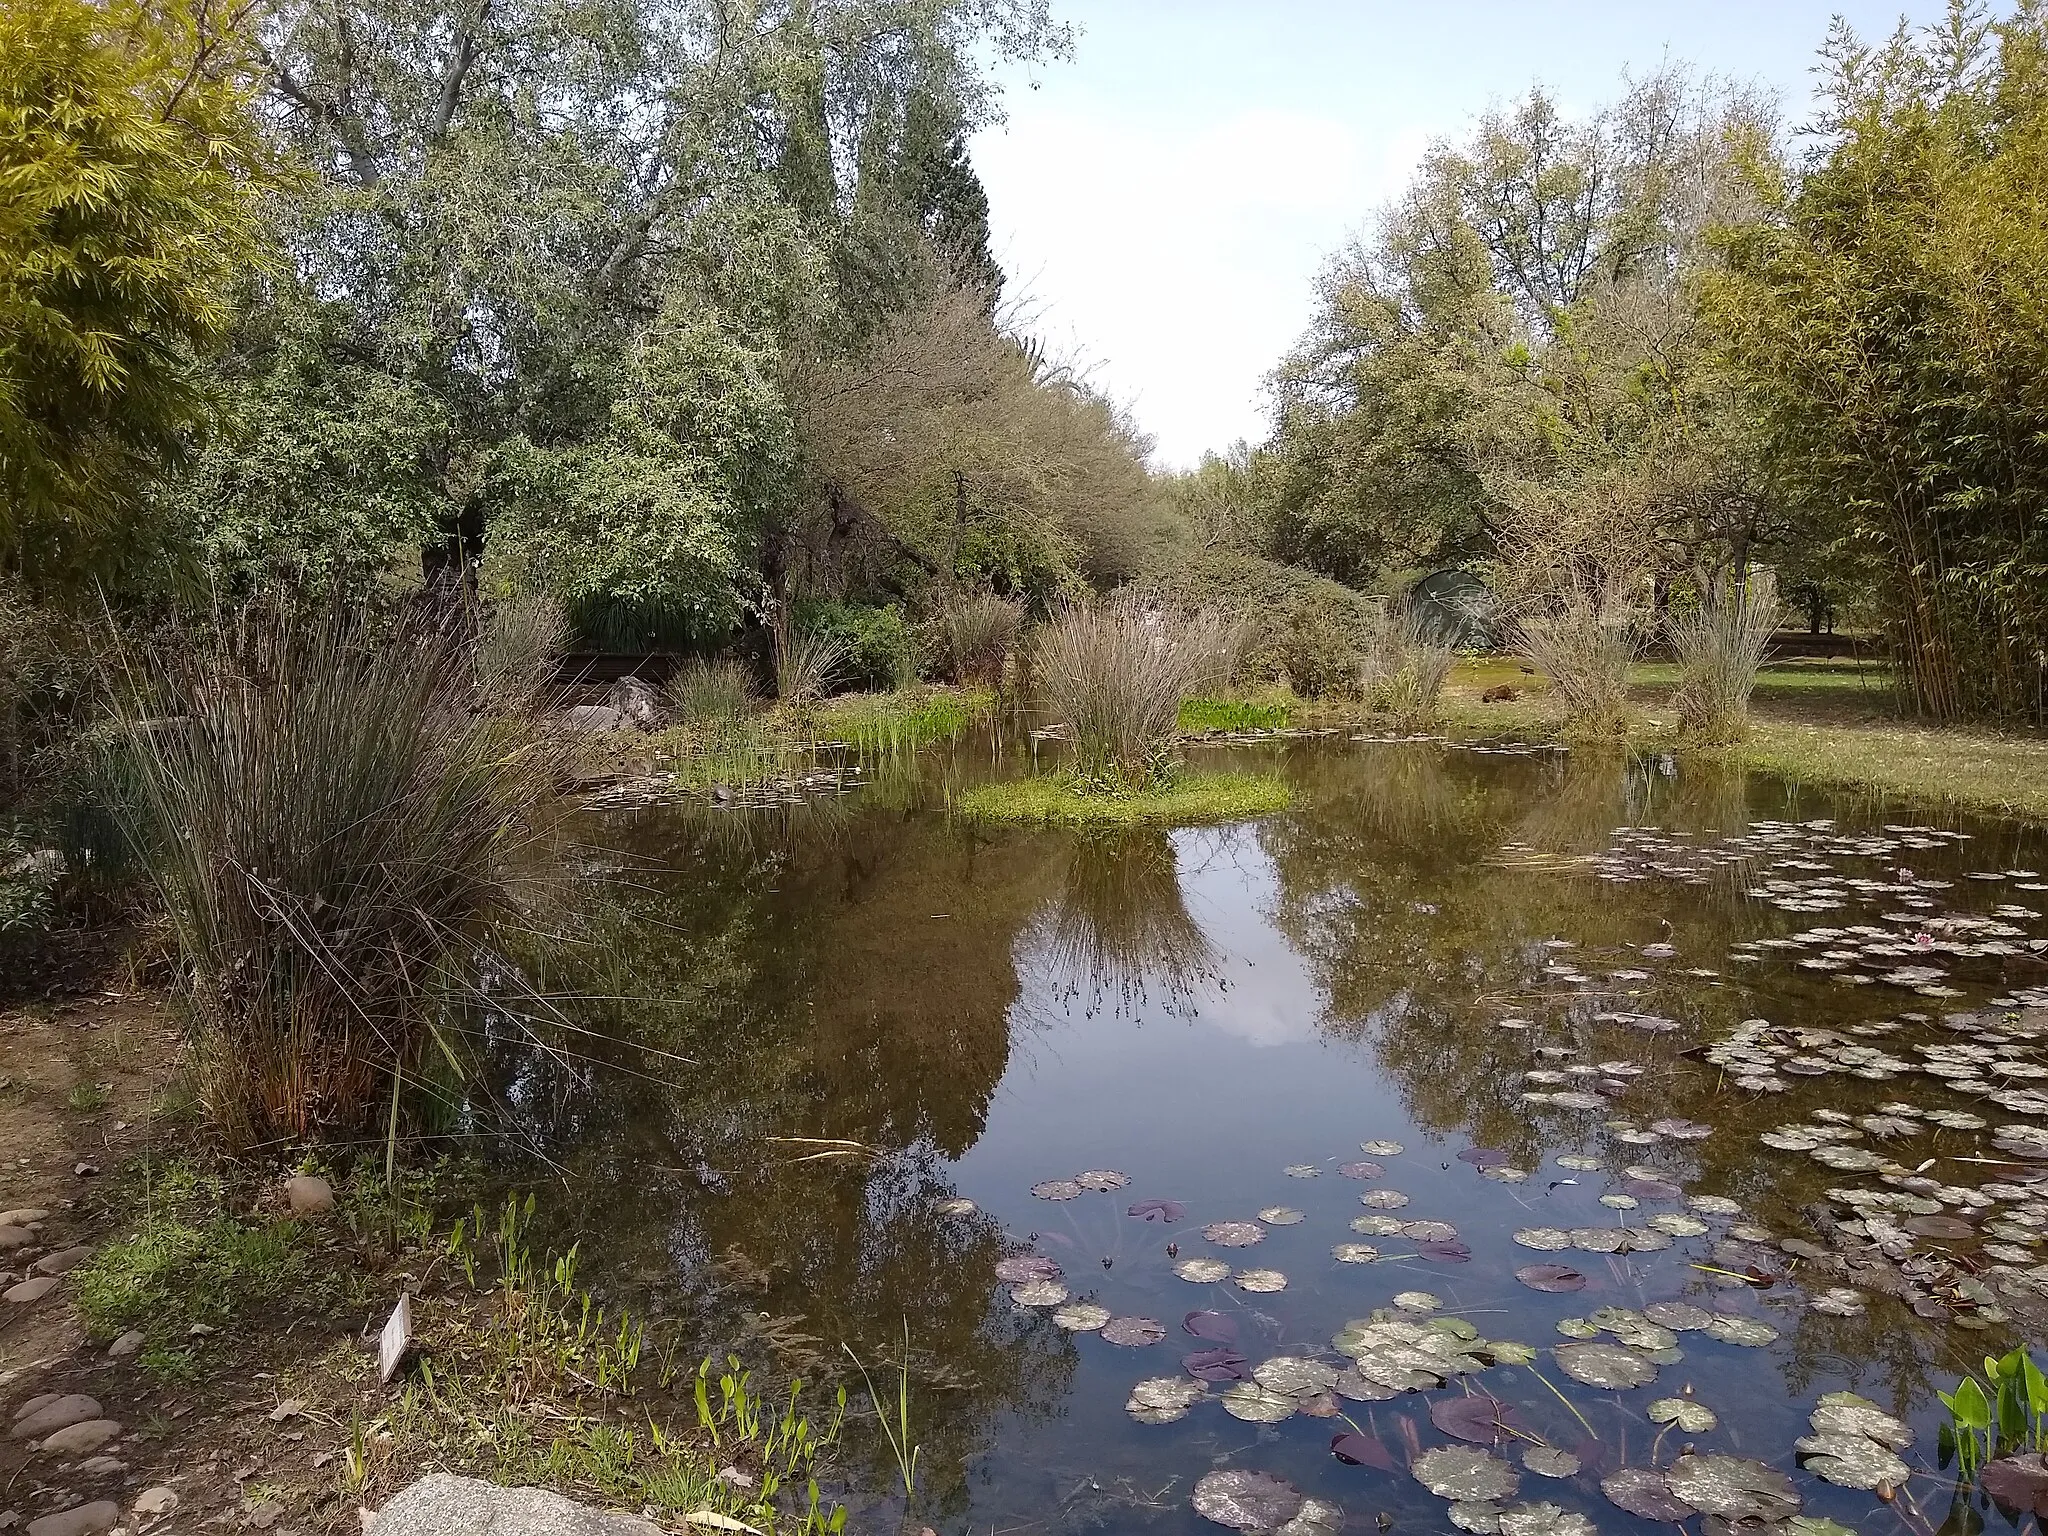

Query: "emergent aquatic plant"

xmin=1940 ymin=1346 xmax=2048 ymax=1475
xmin=1669 ymin=571 xmax=1780 ymax=744
xmin=1359 ymin=602 xmax=1455 ymax=726
xmin=844 ymin=1323 xmax=920 ymax=1507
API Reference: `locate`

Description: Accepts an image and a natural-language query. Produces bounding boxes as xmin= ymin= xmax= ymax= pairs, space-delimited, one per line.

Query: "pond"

xmin=504 ymin=736 xmax=2048 ymax=1536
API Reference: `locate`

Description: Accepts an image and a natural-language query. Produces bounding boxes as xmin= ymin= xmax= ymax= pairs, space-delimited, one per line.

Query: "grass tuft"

xmin=954 ymin=772 xmax=1291 ymax=826
xmin=1178 ymin=695 xmax=1290 ymax=733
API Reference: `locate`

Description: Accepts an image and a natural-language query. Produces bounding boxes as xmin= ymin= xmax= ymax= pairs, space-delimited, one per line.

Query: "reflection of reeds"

xmin=1025 ymin=828 xmax=1218 ymax=1017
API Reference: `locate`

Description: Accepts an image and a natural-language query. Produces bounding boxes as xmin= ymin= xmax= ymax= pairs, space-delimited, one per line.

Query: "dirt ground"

xmin=0 ymin=931 xmax=370 ymax=1536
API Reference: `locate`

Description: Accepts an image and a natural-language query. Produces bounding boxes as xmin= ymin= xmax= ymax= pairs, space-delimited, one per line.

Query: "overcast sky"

xmin=970 ymin=0 xmax=1951 ymax=469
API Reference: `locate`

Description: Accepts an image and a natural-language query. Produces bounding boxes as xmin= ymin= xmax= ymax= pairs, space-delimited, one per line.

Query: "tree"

xmin=0 ymin=0 xmax=278 ymax=595
xmin=1711 ymin=1 xmax=2048 ymax=721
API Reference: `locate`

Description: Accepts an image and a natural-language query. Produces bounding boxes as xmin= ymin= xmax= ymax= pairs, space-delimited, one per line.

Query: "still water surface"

xmin=519 ymin=739 xmax=2048 ymax=1535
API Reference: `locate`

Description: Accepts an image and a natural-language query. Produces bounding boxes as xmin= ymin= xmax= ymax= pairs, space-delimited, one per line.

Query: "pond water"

xmin=512 ymin=737 xmax=2048 ymax=1536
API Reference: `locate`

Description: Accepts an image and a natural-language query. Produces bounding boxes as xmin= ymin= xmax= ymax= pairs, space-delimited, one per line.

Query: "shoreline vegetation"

xmin=953 ymin=771 xmax=1293 ymax=826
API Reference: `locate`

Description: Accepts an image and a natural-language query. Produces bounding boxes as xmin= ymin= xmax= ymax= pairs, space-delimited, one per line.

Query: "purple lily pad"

xmin=993 ymin=1254 xmax=1061 ymax=1284
xmin=1981 ymin=1455 xmax=2048 ymax=1517
xmin=1183 ymin=1346 xmax=1251 ymax=1382
xmin=1129 ymin=1198 xmax=1187 ymax=1223
xmin=1331 ymin=1432 xmax=1397 ymax=1472
xmin=1515 ymin=1263 xmax=1588 ymax=1293
xmin=1457 ymin=1147 xmax=1512 ymax=1168
xmin=1184 ymin=1310 xmax=1239 ymax=1343
xmin=1339 ymin=1161 xmax=1384 ymax=1180
xmin=1430 ymin=1393 xmax=1522 ymax=1444
xmin=1416 ymin=1237 xmax=1473 ymax=1263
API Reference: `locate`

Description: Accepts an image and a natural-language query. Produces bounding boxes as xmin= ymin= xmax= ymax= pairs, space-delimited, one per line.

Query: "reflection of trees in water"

xmin=474 ymin=803 xmax=1073 ymax=1522
xmin=1017 ymin=828 xmax=1221 ymax=1021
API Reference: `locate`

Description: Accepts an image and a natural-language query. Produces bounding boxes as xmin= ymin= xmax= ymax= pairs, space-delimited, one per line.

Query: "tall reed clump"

xmin=772 ymin=608 xmax=848 ymax=707
xmin=1033 ymin=591 xmax=1237 ymax=790
xmin=1359 ymin=602 xmax=1456 ymax=726
xmin=1518 ymin=584 xmax=1644 ymax=739
xmin=104 ymin=608 xmax=557 ymax=1150
xmin=937 ymin=591 xmax=1023 ymax=689
xmin=474 ymin=592 xmax=570 ymax=713
xmin=663 ymin=657 xmax=775 ymax=784
xmin=1669 ymin=572 xmax=1780 ymax=744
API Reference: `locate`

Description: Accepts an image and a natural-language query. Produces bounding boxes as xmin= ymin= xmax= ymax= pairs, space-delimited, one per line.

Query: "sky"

xmin=969 ymin=0 xmax=1952 ymax=469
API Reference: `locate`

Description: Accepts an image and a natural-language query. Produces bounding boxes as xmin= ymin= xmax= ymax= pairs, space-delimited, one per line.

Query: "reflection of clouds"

xmin=1175 ymin=824 xmax=1328 ymax=1048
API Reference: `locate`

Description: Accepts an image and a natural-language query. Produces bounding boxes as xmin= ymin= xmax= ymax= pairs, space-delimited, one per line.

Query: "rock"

xmin=3 ymin=1277 xmax=58 ymax=1305
xmin=369 ymin=1475 xmax=664 ymax=1536
xmin=11 ymin=1395 xmax=61 ymax=1425
xmin=0 ymin=1229 xmax=31 ymax=1252
xmin=284 ymin=1176 xmax=334 ymax=1216
xmin=70 ymin=1165 xmax=98 ymax=1179
xmin=11 ymin=1398 xmax=100 ymax=1440
xmin=106 ymin=1332 xmax=144 ymax=1359
xmin=0 ymin=1211 xmax=50 ymax=1226
xmin=71 ymin=1458 xmax=123 ymax=1476
xmin=25 ymin=1503 xmax=118 ymax=1536
xmin=561 ymin=704 xmax=628 ymax=733
xmin=247 ymin=1499 xmax=284 ymax=1529
xmin=30 ymin=1248 xmax=90 ymax=1277
xmin=132 ymin=1488 xmax=177 ymax=1518
xmin=38 ymin=1420 xmax=122 ymax=1457
xmin=611 ymin=676 xmax=660 ymax=729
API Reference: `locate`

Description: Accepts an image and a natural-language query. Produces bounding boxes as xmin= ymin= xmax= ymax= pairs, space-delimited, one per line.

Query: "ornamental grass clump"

xmin=1518 ymin=584 xmax=1643 ymax=739
xmin=1359 ymin=603 xmax=1455 ymax=726
xmin=104 ymin=607 xmax=558 ymax=1150
xmin=1033 ymin=592 xmax=1237 ymax=789
xmin=1670 ymin=572 xmax=1780 ymax=744
xmin=937 ymin=590 xmax=1024 ymax=689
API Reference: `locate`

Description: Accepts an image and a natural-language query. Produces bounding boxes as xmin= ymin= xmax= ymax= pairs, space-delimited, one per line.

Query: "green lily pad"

xmin=1332 ymin=1243 xmax=1379 ymax=1263
xmin=1127 ymin=1376 xmax=1206 ymax=1423
xmin=1413 ymin=1446 xmax=1521 ymax=1502
xmin=1794 ymin=1433 xmax=1909 ymax=1490
xmin=1649 ymin=1397 xmax=1718 ymax=1432
xmin=1513 ymin=1228 xmax=1572 ymax=1251
xmin=1053 ymin=1301 xmax=1111 ymax=1331
xmin=1193 ymin=1469 xmax=1303 ymax=1531
xmin=1254 ymin=1357 xmax=1337 ymax=1396
xmin=1175 ymin=1258 xmax=1231 ymax=1283
xmin=1496 ymin=1503 xmax=1595 ymax=1536
xmin=1522 ymin=1447 xmax=1580 ymax=1478
xmin=1664 ymin=1454 xmax=1799 ymax=1521
xmin=1220 ymin=1382 xmax=1298 ymax=1424
xmin=1235 ymin=1268 xmax=1288 ymax=1293
xmin=1446 ymin=1503 xmax=1501 ymax=1534
xmin=1555 ymin=1341 xmax=1659 ymax=1389
xmin=1277 ymin=1498 xmax=1343 ymax=1536
xmin=1011 ymin=1279 xmax=1068 ymax=1306
xmin=1701 ymin=1315 xmax=1778 ymax=1347
xmin=1258 ymin=1206 xmax=1306 ymax=1225
xmin=1809 ymin=1392 xmax=1912 ymax=1450
xmin=1392 ymin=1290 xmax=1441 ymax=1312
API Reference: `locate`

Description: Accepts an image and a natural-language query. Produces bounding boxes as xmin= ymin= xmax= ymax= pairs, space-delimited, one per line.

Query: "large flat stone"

xmin=369 ymin=1476 xmax=664 ymax=1536
xmin=11 ymin=1398 xmax=100 ymax=1440
xmin=4 ymin=1277 xmax=59 ymax=1305
xmin=30 ymin=1247 xmax=90 ymax=1277
xmin=27 ymin=1502 xmax=119 ymax=1536
xmin=38 ymin=1421 xmax=121 ymax=1458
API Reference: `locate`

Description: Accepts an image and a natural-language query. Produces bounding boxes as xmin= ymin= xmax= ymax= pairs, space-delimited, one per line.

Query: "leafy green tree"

xmin=0 ymin=0 xmax=278 ymax=594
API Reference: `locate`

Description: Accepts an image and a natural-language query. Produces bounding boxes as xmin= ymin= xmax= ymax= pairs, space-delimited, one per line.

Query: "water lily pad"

xmin=1183 ymin=1346 xmax=1251 ymax=1382
xmin=1601 ymin=1469 xmax=1690 ymax=1521
xmin=1689 ymin=1195 xmax=1743 ymax=1217
xmin=1011 ymin=1279 xmax=1068 ymax=1306
xmin=1447 ymin=1503 xmax=1502 ymax=1534
xmin=1175 ymin=1258 xmax=1231 ymax=1283
xmin=1193 ymin=1469 xmax=1303 ymax=1530
xmin=1361 ymin=1140 xmax=1405 ymax=1156
xmin=1701 ymin=1315 xmax=1777 ymax=1347
xmin=1333 ymin=1243 xmax=1380 ymax=1263
xmin=1643 ymin=1302 xmax=1715 ymax=1330
xmin=1903 ymin=1213 xmax=1975 ymax=1239
xmin=1516 ymin=1264 xmax=1587 ymax=1293
xmin=1256 ymin=1356 xmax=1338 ymax=1396
xmin=1128 ymin=1198 xmax=1186 ymax=1222
xmin=1101 ymin=1315 xmax=1167 ymax=1346
xmin=1649 ymin=1397 xmax=1718 ymax=1432
xmin=1413 ymin=1446 xmax=1521 ymax=1502
xmin=1392 ymin=1290 xmax=1441 ymax=1312
xmin=1979 ymin=1454 xmax=2048 ymax=1517
xmin=1809 ymin=1287 xmax=1866 ymax=1317
xmin=1276 ymin=1498 xmax=1343 ymax=1536
xmin=1555 ymin=1317 xmax=1599 ymax=1339
xmin=1569 ymin=1227 xmax=1627 ymax=1254
xmin=1127 ymin=1375 xmax=1207 ymax=1423
xmin=1352 ymin=1214 xmax=1405 ymax=1235
xmin=1031 ymin=1179 xmax=1084 ymax=1200
xmin=1331 ymin=1369 xmax=1398 ymax=1402
xmin=1431 ymin=1393 xmax=1520 ymax=1444
xmin=1555 ymin=1341 xmax=1659 ymax=1389
xmin=1788 ymin=1520 xmax=1860 ymax=1536
xmin=1403 ymin=1219 xmax=1460 ymax=1240
xmin=1459 ymin=1146 xmax=1513 ymax=1167
xmin=1284 ymin=1164 xmax=1321 ymax=1178
xmin=1258 ymin=1207 xmax=1306 ymax=1225
xmin=1648 ymin=1214 xmax=1709 ymax=1237
xmin=1340 ymin=1161 xmax=1385 ymax=1180
xmin=1076 ymin=1169 xmax=1131 ymax=1191
xmin=1360 ymin=1189 xmax=1411 ymax=1209
xmin=994 ymin=1255 xmax=1062 ymax=1284
xmin=936 ymin=1197 xmax=978 ymax=1216
xmin=1053 ymin=1302 xmax=1110 ymax=1332
xmin=1664 ymin=1454 xmax=1799 ymax=1521
xmin=1220 ymin=1382 xmax=1298 ymax=1423
xmin=1236 ymin=1268 xmax=1288 ymax=1293
xmin=1497 ymin=1503 xmax=1594 ymax=1536
xmin=1418 ymin=1237 xmax=1474 ymax=1262
xmin=1556 ymin=1154 xmax=1604 ymax=1171
xmin=1795 ymin=1432 xmax=1910 ymax=1490
xmin=1331 ymin=1431 xmax=1397 ymax=1470
xmin=1522 ymin=1448 xmax=1580 ymax=1478
xmin=1205 ymin=1221 xmax=1266 ymax=1247
xmin=1513 ymin=1228 xmax=1572 ymax=1251
xmin=1809 ymin=1392 xmax=1911 ymax=1450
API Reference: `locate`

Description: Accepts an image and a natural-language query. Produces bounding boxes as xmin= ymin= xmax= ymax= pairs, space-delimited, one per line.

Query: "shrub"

xmin=1137 ymin=550 xmax=1377 ymax=697
xmin=795 ymin=600 xmax=911 ymax=694
xmin=935 ymin=591 xmax=1024 ymax=688
xmin=1360 ymin=603 xmax=1455 ymax=725
xmin=1518 ymin=585 xmax=1643 ymax=738
xmin=103 ymin=606 xmax=557 ymax=1149
xmin=1670 ymin=572 xmax=1780 ymax=744
xmin=1033 ymin=591 xmax=1236 ymax=788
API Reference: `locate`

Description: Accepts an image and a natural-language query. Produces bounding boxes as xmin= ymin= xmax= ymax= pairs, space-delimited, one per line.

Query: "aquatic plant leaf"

xmin=1555 ymin=1155 xmax=1603 ymax=1171
xmin=936 ymin=1197 xmax=978 ymax=1216
xmin=1795 ymin=1433 xmax=1910 ymax=1490
xmin=1360 ymin=1189 xmax=1411 ymax=1209
xmin=1689 ymin=1195 xmax=1742 ymax=1217
xmin=1649 ymin=1397 xmax=1718 ymax=1432
xmin=1340 ymin=1161 xmax=1385 ymax=1180
xmin=1256 ymin=1357 xmax=1338 ymax=1396
xmin=1185 ymin=1310 xmax=1238 ymax=1342
xmin=1403 ymin=1219 xmax=1460 ymax=1240
xmin=1643 ymin=1302 xmax=1715 ymax=1330
xmin=1127 ymin=1375 xmax=1207 ymax=1423
xmin=1787 ymin=1520 xmax=1857 ymax=1536
xmin=1331 ymin=1369 xmax=1398 ymax=1402
xmin=1522 ymin=1448 xmax=1580 ymax=1478
xmin=1413 ymin=1447 xmax=1521 ymax=1502
xmin=1459 ymin=1147 xmax=1512 ymax=1167
xmin=1701 ymin=1316 xmax=1777 ymax=1347
xmin=1258 ymin=1207 xmax=1306 ymax=1225
xmin=1809 ymin=1392 xmax=1912 ymax=1450
xmin=1193 ymin=1469 xmax=1304 ymax=1530
xmin=1569 ymin=1228 xmax=1627 ymax=1254
xmin=1651 ymin=1118 xmax=1712 ymax=1140
xmin=1101 ymin=1316 xmax=1167 ymax=1346
xmin=1235 ymin=1268 xmax=1288 ymax=1293
xmin=1275 ymin=1497 xmax=1343 ymax=1536
xmin=1514 ymin=1228 xmax=1572 ymax=1251
xmin=1205 ymin=1221 xmax=1266 ymax=1247
xmin=1979 ymin=1454 xmax=2048 ymax=1516
xmin=1076 ymin=1169 xmax=1131 ymax=1192
xmin=1284 ymin=1164 xmax=1321 ymax=1179
xmin=1183 ymin=1347 xmax=1251 ymax=1382
xmin=1031 ymin=1179 xmax=1084 ymax=1200
xmin=1497 ymin=1502 xmax=1594 ymax=1536
xmin=1447 ymin=1503 xmax=1501 ymax=1534
xmin=1332 ymin=1242 xmax=1379 ymax=1263
xmin=1175 ymin=1258 xmax=1232 ymax=1283
xmin=1600 ymin=1470 xmax=1690 ymax=1522
xmin=1624 ymin=1178 xmax=1683 ymax=1200
xmin=1331 ymin=1432 xmax=1396 ymax=1471
xmin=1392 ymin=1290 xmax=1441 ymax=1312
xmin=1554 ymin=1342 xmax=1658 ymax=1389
xmin=1418 ymin=1237 xmax=1473 ymax=1263
xmin=1664 ymin=1454 xmax=1799 ymax=1520
xmin=1010 ymin=1279 xmax=1068 ymax=1306
xmin=1128 ymin=1198 xmax=1186 ymax=1222
xmin=1219 ymin=1382 xmax=1298 ymax=1424
xmin=1352 ymin=1215 xmax=1405 ymax=1236
xmin=1516 ymin=1264 xmax=1587 ymax=1293
xmin=1648 ymin=1214 xmax=1709 ymax=1237
xmin=994 ymin=1255 xmax=1062 ymax=1284
xmin=1431 ymin=1393 xmax=1520 ymax=1444
xmin=1052 ymin=1302 xmax=1110 ymax=1332
xmin=1361 ymin=1140 xmax=1404 ymax=1156
xmin=1903 ymin=1214 xmax=1975 ymax=1239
